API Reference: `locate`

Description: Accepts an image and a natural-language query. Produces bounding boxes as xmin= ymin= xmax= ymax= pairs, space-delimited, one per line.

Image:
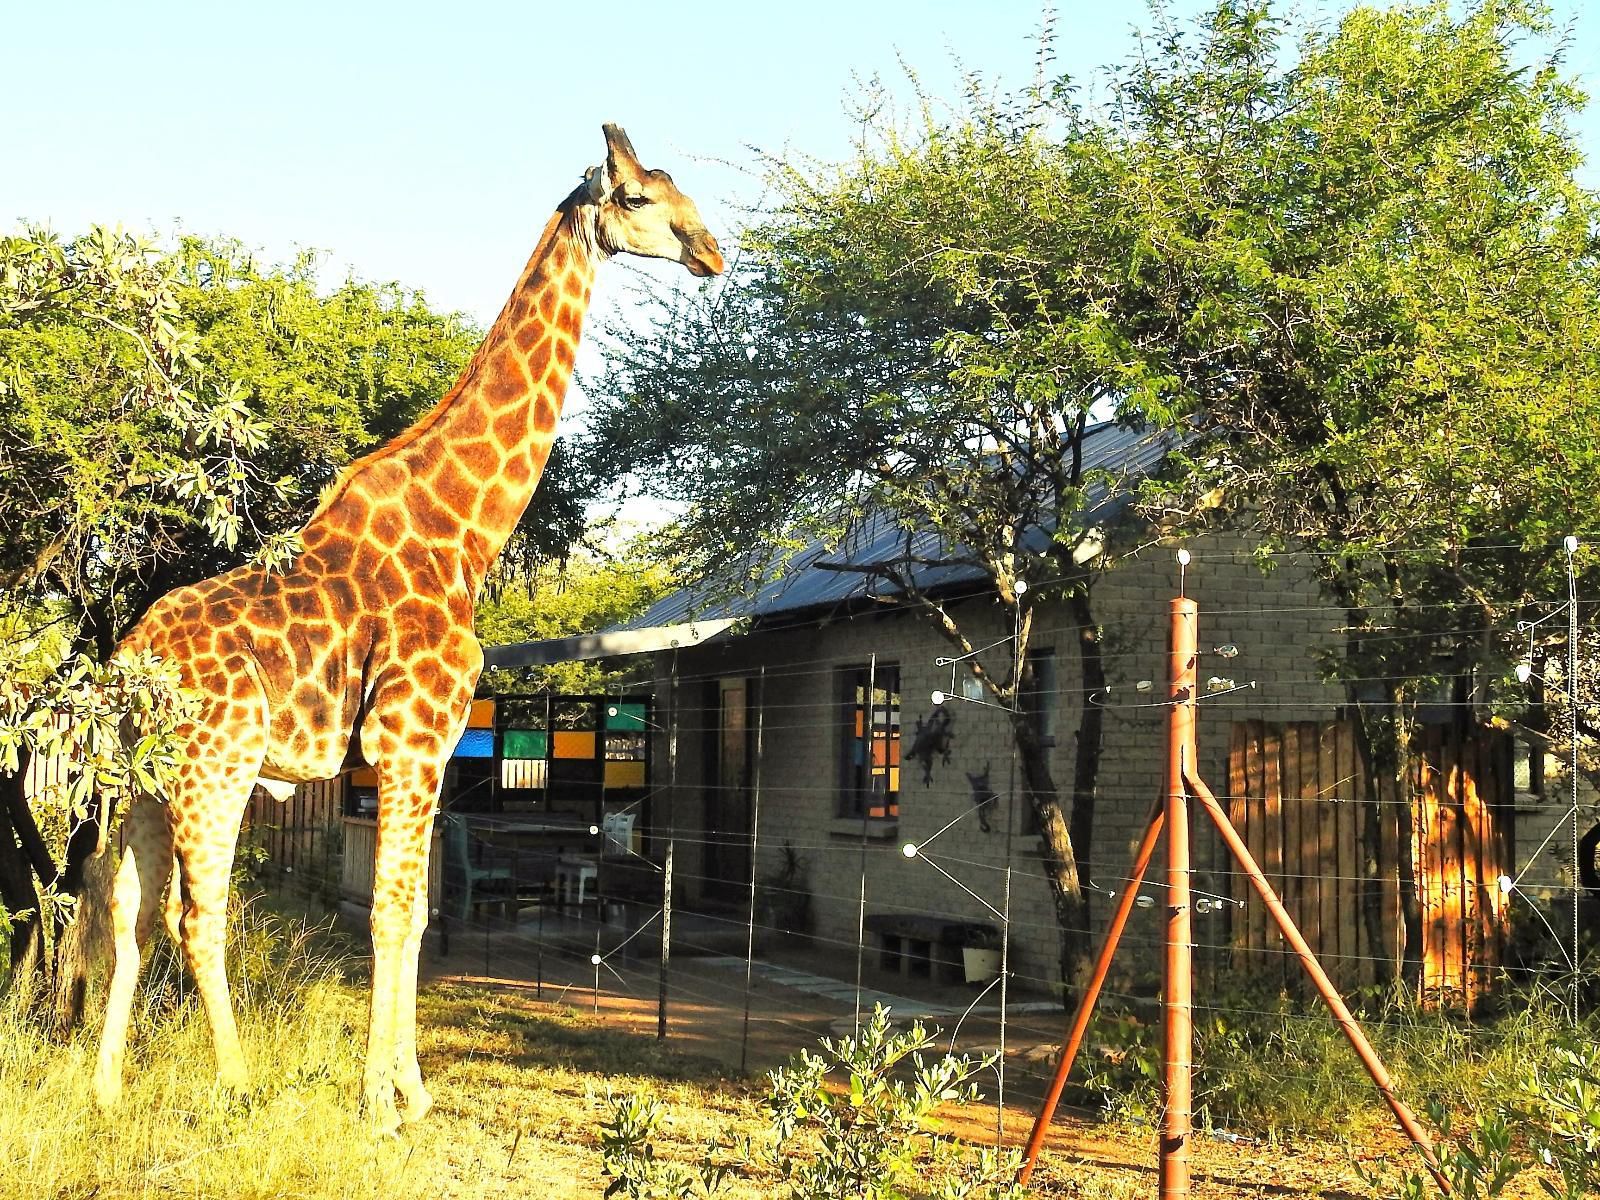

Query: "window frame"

xmin=836 ymin=662 xmax=902 ymax=821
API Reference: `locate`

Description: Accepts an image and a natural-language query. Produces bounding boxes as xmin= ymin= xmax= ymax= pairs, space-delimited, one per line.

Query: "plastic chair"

xmin=555 ymin=855 xmax=597 ymax=908
xmin=600 ymin=810 xmax=636 ymax=858
xmin=440 ymin=813 xmax=514 ymax=920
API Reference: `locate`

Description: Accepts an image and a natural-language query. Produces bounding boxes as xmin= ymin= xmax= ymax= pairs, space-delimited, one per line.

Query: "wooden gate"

xmin=1226 ymin=720 xmax=1514 ymax=1009
xmin=243 ymin=775 xmax=346 ymax=885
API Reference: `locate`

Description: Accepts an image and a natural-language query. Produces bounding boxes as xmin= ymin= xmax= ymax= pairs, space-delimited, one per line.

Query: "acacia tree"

xmin=1095 ymin=1 xmax=1600 ymax=978
xmin=580 ymin=93 xmax=1184 ymax=985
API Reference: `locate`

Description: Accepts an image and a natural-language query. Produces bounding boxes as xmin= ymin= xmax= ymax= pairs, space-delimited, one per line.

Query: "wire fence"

xmin=224 ymin=544 xmax=1599 ymax=1149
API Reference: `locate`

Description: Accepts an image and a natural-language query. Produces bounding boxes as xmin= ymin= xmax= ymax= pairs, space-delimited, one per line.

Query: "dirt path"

xmin=418 ymin=930 xmax=1453 ymax=1198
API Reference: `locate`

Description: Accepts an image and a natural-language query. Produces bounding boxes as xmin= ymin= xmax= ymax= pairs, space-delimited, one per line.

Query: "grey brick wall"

xmin=644 ymin=531 xmax=1349 ymax=996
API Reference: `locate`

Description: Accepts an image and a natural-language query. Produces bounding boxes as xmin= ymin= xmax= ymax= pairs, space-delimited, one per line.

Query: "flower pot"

xmin=962 ymin=946 xmax=1001 ymax=984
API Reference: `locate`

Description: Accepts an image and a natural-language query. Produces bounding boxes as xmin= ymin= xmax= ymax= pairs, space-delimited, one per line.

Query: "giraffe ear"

xmin=602 ymin=123 xmax=645 ymax=183
xmin=584 ymin=163 xmax=612 ymax=202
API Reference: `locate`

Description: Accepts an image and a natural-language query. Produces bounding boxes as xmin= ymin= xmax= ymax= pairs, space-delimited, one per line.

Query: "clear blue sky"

xmin=8 ymin=0 xmax=1595 ymax=327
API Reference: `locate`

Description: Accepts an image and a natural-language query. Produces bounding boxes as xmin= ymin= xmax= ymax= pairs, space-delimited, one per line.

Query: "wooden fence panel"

xmin=243 ymin=776 xmax=347 ymax=890
xmin=1228 ymin=722 xmax=1250 ymax=953
xmin=1227 ymin=720 xmax=1513 ymax=1009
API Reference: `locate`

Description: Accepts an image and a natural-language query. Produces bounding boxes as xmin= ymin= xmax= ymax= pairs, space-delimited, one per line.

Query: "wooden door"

xmin=704 ymin=679 xmax=752 ymax=898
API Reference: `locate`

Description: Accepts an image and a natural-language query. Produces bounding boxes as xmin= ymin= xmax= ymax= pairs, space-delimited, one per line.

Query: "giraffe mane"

xmin=306 ymin=185 xmax=594 ymax=526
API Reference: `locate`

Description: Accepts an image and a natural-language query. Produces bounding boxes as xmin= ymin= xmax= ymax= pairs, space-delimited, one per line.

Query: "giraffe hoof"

xmin=216 ymin=1066 xmax=251 ymax=1096
xmin=398 ymin=1084 xmax=433 ymax=1125
xmin=91 ymin=1067 xmax=124 ymax=1111
xmin=368 ymin=1105 xmax=403 ymax=1139
xmin=363 ymin=1087 xmax=403 ymax=1138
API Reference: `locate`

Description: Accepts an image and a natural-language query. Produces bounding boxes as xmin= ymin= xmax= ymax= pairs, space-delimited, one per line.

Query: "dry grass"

xmin=1 ymin=898 xmax=1577 ymax=1200
xmin=0 ymin=903 xmax=766 ymax=1200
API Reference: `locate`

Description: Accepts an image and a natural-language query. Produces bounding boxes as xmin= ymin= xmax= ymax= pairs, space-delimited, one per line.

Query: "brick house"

xmin=606 ymin=422 xmax=1423 ymax=1000
xmin=247 ymin=424 xmax=1545 ymax=1006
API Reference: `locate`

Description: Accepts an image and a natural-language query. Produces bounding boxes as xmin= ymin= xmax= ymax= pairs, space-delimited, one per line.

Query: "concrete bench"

xmin=863 ymin=913 xmax=999 ymax=984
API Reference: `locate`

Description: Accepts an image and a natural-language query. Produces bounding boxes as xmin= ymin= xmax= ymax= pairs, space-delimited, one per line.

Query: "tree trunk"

xmin=0 ymin=762 xmax=44 ymax=992
xmin=1385 ymin=697 xmax=1424 ymax=992
xmin=1012 ymin=710 xmax=1090 ymax=1004
xmin=1064 ymin=588 xmax=1104 ymax=890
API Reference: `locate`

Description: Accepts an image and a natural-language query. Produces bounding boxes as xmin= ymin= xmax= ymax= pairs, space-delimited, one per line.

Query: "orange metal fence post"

xmin=1184 ymin=767 xmax=1452 ymax=1195
xmin=1017 ymin=579 xmax=1451 ymax=1198
xmin=1016 ymin=800 xmax=1165 ymax=1187
xmin=1162 ymin=598 xmax=1196 ymax=1200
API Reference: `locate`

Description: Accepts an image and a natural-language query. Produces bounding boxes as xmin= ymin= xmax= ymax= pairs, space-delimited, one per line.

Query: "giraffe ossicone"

xmin=91 ymin=124 xmax=723 ymax=1131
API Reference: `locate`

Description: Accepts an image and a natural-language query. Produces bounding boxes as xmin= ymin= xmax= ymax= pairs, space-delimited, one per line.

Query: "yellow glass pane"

xmin=349 ymin=766 xmax=379 ymax=788
xmin=603 ymin=761 xmax=646 ymax=789
xmin=467 ymin=699 xmax=495 ymax=728
xmin=552 ymin=731 xmax=597 ymax=759
xmin=889 ymin=767 xmax=900 ymax=792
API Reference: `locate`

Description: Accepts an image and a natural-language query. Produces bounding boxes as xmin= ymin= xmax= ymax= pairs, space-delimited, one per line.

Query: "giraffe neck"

xmin=305 ymin=188 xmax=603 ymax=598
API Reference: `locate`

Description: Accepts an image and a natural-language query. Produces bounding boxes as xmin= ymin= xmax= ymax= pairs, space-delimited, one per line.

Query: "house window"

xmin=1021 ymin=649 xmax=1058 ymax=747
xmin=838 ymin=663 xmax=901 ymax=820
xmin=1513 ymin=739 xmax=1546 ymax=798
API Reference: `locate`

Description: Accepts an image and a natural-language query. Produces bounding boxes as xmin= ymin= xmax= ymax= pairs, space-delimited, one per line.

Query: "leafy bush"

xmin=600 ymin=1006 xmax=1021 ymax=1200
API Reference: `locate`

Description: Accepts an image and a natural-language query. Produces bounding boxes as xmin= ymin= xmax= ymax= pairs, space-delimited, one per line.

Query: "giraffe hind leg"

xmin=170 ymin=763 xmax=259 ymax=1093
xmin=93 ymin=797 xmax=175 ymax=1108
xmin=163 ymin=853 xmax=183 ymax=944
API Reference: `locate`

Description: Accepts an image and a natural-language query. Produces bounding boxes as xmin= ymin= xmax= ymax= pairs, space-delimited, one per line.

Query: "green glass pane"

xmin=605 ymin=702 xmax=646 ymax=731
xmin=502 ymin=729 xmax=548 ymax=760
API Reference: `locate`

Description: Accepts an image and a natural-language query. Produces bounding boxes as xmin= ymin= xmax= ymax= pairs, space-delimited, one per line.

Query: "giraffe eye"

xmin=621 ymin=192 xmax=651 ymax=210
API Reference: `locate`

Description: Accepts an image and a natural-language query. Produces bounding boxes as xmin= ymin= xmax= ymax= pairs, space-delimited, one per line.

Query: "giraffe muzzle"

xmin=684 ymin=231 xmax=725 ymax=277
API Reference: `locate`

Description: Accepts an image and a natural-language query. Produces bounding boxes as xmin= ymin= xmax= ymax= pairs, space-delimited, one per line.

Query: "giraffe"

xmin=90 ymin=124 xmax=723 ymax=1130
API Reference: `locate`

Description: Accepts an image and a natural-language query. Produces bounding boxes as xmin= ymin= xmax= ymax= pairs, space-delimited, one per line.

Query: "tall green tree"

xmin=476 ymin=542 xmax=674 ymax=695
xmin=581 ymin=81 xmax=1171 ymax=986
xmin=582 ymin=0 xmax=1600 ymax=988
xmin=1100 ymin=0 xmax=1600 ymax=977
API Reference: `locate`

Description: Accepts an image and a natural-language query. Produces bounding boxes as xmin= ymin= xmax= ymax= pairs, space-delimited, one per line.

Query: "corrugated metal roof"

xmin=482 ymin=619 xmax=739 ymax=668
xmin=621 ymin=422 xmax=1177 ymax=631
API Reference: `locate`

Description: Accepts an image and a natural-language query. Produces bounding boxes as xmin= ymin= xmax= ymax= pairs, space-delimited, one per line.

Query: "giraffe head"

xmin=586 ymin=124 xmax=725 ymax=277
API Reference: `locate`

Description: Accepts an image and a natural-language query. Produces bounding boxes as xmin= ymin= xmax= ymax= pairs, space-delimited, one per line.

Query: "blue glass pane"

xmin=452 ymin=728 xmax=495 ymax=759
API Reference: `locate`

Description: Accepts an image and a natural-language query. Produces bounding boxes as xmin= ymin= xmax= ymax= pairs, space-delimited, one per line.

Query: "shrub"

xmin=601 ymin=1006 xmax=1022 ymax=1200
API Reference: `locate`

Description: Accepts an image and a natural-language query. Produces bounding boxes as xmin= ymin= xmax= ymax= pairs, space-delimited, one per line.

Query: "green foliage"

xmin=1100 ymin=1 xmax=1600 ymax=741
xmin=1066 ymin=981 xmax=1600 ymax=1149
xmin=0 ymin=649 xmax=197 ymax=846
xmin=599 ymin=1090 xmax=735 ymax=1199
xmin=1501 ymin=1035 xmax=1600 ymax=1200
xmin=476 ymin=543 xmax=673 ymax=694
xmin=1358 ymin=1037 xmax=1600 ymax=1200
xmin=600 ymin=1006 xmax=1022 ymax=1200
xmin=0 ymin=225 xmax=291 ymax=589
xmin=1358 ymin=1099 xmax=1523 ymax=1200
xmin=582 ymin=82 xmax=1132 ymax=642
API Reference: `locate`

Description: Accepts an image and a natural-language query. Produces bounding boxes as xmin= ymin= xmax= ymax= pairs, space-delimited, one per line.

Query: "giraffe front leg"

xmin=93 ymin=798 xmax=174 ymax=1107
xmin=392 ymin=863 xmax=434 ymax=1123
xmin=363 ymin=759 xmax=441 ymax=1135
